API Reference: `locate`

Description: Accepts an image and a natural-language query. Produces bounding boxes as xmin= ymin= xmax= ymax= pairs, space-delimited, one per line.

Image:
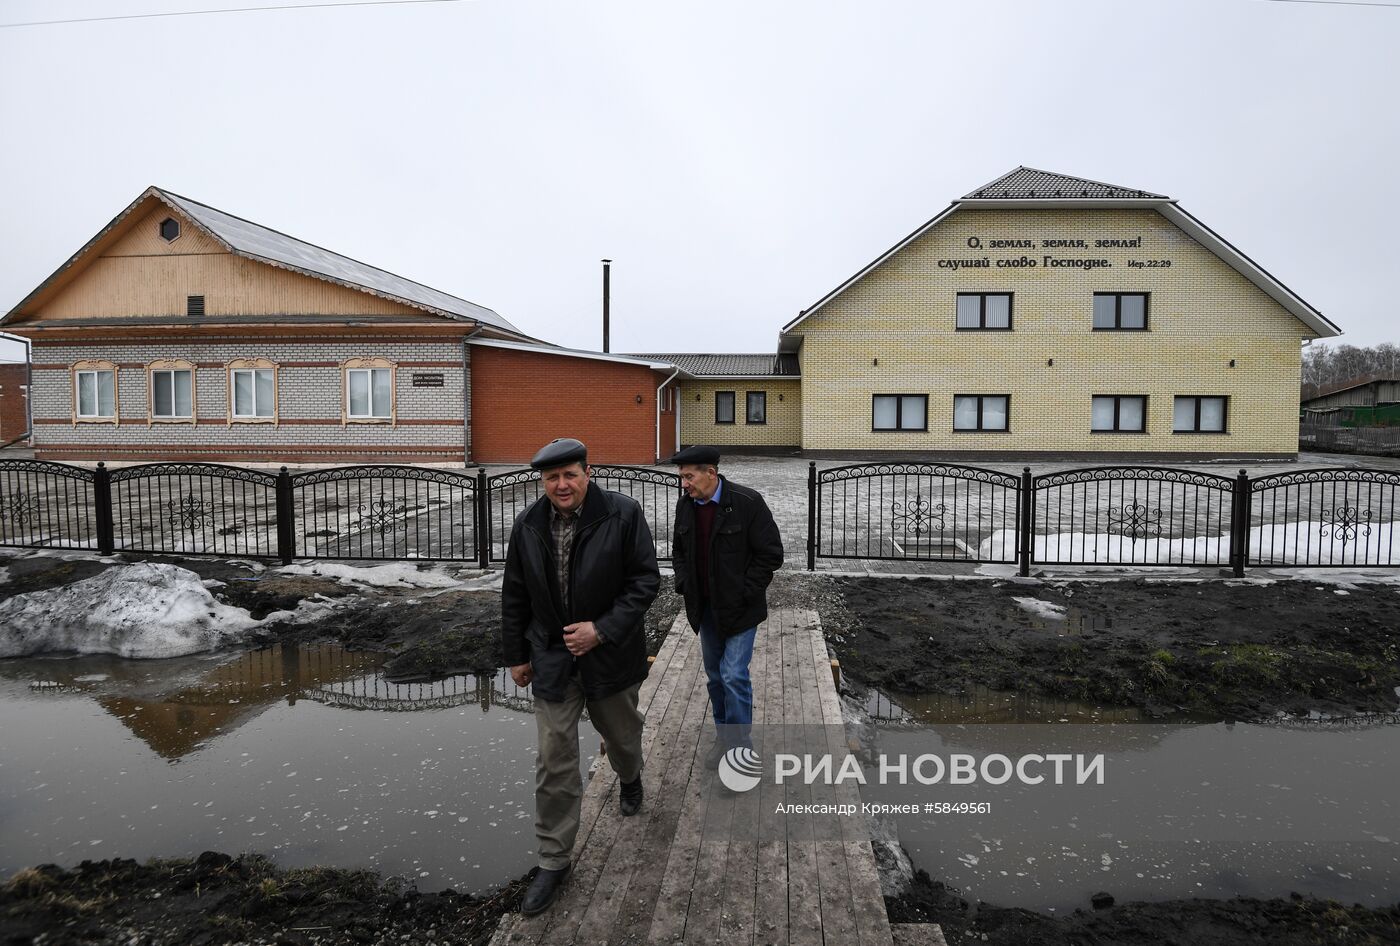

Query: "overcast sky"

xmin=1 ymin=0 xmax=1396 ymax=364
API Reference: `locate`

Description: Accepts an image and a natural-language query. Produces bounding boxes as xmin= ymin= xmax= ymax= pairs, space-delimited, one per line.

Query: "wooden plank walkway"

xmin=490 ymin=608 xmax=940 ymax=946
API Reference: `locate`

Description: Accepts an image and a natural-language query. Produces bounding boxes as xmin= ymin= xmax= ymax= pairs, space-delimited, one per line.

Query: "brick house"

xmin=0 ymin=362 xmax=29 ymax=444
xmin=0 ymin=186 xmax=543 ymax=465
xmin=677 ymin=167 xmax=1342 ymax=459
xmin=0 ymin=186 xmax=691 ymax=467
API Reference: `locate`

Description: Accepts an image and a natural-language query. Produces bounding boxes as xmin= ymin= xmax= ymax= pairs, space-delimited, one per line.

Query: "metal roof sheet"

xmin=626 ymin=353 xmax=800 ymax=377
xmin=155 ymin=189 xmax=524 ymax=335
xmin=964 ymin=166 xmax=1168 ymax=200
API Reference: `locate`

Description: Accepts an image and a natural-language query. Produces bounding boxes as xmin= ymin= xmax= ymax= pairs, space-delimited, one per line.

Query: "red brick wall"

xmin=471 ymin=347 xmax=669 ymax=465
xmin=0 ymin=363 xmax=29 ymax=443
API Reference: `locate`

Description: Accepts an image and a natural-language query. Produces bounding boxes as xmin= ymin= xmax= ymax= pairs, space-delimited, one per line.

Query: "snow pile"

xmin=278 ymin=561 xmax=465 ymax=589
xmin=0 ymin=562 xmax=262 ymax=659
xmin=979 ymin=519 xmax=1399 ymax=567
xmin=1011 ymin=596 xmax=1067 ymax=620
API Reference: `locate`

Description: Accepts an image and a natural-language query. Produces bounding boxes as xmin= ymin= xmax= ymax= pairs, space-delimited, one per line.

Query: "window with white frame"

xmin=150 ymin=366 xmax=194 ymax=419
xmin=231 ymin=367 xmax=275 ymax=418
xmin=75 ymin=368 xmax=116 ymax=419
xmin=1091 ymin=395 xmax=1146 ymax=433
xmin=953 ymin=395 xmax=1009 ymax=431
xmin=1174 ymin=395 xmax=1227 ymax=433
xmin=346 ymin=366 xmax=393 ymax=419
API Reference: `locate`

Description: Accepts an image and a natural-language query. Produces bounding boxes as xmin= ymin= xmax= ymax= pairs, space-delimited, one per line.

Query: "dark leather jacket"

xmin=500 ymin=482 xmax=660 ymax=701
xmin=672 ymin=475 xmax=784 ymax=636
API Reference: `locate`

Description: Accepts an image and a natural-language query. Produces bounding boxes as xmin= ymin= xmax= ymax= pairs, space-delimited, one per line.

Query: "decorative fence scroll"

xmin=1030 ymin=466 xmax=1238 ymax=568
xmin=110 ymin=462 xmax=280 ymax=558
xmin=1248 ymin=468 xmax=1400 ymax=568
xmin=809 ymin=462 xmax=1022 ymax=565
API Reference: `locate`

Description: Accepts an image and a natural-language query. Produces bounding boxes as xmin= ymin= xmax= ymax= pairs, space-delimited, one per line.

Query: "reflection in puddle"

xmin=862 ymin=685 xmax=1400 ymax=913
xmin=0 ymin=644 xmax=588 ymax=894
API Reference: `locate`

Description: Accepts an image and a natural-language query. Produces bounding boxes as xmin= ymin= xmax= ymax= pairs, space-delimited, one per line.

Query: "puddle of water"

xmin=0 ymin=643 xmax=599 ymax=894
xmin=863 ymin=686 xmax=1400 ymax=913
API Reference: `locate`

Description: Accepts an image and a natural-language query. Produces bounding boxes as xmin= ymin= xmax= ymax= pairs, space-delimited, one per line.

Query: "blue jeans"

xmin=697 ymin=604 xmax=757 ymax=750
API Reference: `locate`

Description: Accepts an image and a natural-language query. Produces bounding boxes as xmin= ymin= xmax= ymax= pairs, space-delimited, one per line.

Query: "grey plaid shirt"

xmin=549 ymin=500 xmax=581 ymax=608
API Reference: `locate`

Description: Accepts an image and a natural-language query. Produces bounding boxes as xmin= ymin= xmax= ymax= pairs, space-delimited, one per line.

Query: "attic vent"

xmin=160 ymin=218 xmax=181 ymax=242
xmin=187 ymin=295 xmax=205 ymax=317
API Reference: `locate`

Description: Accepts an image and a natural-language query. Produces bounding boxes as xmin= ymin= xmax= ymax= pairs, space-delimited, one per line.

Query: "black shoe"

xmin=520 ymin=863 xmax=571 ymax=916
xmin=620 ymin=776 xmax=643 ymax=816
xmin=704 ymin=740 xmax=727 ymax=768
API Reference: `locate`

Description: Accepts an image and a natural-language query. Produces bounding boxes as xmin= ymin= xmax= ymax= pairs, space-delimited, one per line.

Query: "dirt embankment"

xmin=1 ymin=853 xmax=525 ymax=946
xmin=823 ymin=575 xmax=1400 ymax=720
xmin=890 ymin=869 xmax=1400 ymax=946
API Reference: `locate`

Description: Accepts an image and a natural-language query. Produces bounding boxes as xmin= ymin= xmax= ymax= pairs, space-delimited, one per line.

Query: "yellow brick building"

xmin=651 ymin=167 xmax=1339 ymax=460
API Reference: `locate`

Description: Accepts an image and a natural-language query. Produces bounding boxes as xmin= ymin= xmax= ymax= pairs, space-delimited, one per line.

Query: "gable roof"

xmin=965 ymin=166 xmax=1168 ymax=200
xmin=3 ymin=186 xmax=529 ymax=338
xmin=626 ymin=352 xmax=800 ymax=378
xmin=780 ymin=166 xmax=1340 ymax=346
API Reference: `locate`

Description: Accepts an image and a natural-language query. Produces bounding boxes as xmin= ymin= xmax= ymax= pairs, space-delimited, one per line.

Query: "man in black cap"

xmin=667 ymin=446 xmax=783 ymax=764
xmin=501 ymin=438 xmax=660 ymax=916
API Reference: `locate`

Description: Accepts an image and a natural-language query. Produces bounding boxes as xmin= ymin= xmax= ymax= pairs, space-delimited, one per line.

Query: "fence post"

xmin=1230 ymin=468 xmax=1250 ymax=578
xmin=1018 ymin=466 xmax=1033 ymax=577
xmin=93 ymin=461 xmax=114 ymax=555
xmin=276 ymin=466 xmax=294 ymax=565
xmin=806 ymin=461 xmax=817 ymax=571
xmin=476 ymin=468 xmax=490 ymax=568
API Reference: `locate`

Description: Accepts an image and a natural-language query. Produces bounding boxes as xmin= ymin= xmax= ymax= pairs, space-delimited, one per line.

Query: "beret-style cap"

xmin=666 ymin=445 xmax=721 ymax=466
xmin=530 ymin=438 xmax=588 ymax=470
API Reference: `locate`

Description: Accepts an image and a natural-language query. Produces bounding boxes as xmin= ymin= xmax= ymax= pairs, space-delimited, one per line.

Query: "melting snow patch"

xmin=1011 ymin=597 xmax=1067 ymax=621
xmin=277 ymin=561 xmax=463 ymax=589
xmin=0 ymin=562 xmax=262 ymax=658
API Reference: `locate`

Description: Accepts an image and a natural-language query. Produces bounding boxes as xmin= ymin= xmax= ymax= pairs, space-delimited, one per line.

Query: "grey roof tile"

xmin=627 ymin=353 xmax=800 ymax=377
xmin=964 ymin=167 xmax=1168 ymax=200
xmin=156 ymin=189 xmax=524 ymax=335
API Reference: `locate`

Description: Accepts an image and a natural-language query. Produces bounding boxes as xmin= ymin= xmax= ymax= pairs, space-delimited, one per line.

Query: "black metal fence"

xmin=807 ymin=462 xmax=1400 ymax=575
xmin=0 ymin=459 xmax=679 ymax=566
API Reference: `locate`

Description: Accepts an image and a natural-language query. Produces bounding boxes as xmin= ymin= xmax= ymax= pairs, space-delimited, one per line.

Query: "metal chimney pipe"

xmin=602 ymin=258 xmax=612 ymax=353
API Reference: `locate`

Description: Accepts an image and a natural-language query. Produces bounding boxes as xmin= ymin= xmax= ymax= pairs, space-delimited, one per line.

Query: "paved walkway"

xmin=489 ymin=609 xmax=944 ymax=946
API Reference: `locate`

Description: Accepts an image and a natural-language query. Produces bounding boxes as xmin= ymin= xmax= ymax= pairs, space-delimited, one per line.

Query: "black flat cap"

xmin=667 ymin=445 xmax=720 ymax=466
xmin=530 ymin=438 xmax=588 ymax=470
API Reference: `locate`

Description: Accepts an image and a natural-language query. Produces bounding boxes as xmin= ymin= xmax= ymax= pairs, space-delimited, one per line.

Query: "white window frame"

xmin=147 ymin=360 xmax=196 ymax=424
xmin=342 ymin=358 xmax=396 ymax=424
xmin=71 ymin=362 xmax=118 ymax=424
xmin=228 ymin=359 xmax=278 ymax=424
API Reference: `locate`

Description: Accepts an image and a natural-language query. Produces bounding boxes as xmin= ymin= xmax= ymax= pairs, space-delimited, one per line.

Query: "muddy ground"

xmin=822 ymin=575 xmax=1400 ymax=720
xmin=890 ymin=869 xmax=1400 ymax=946
xmin=0 ymin=853 xmax=530 ymax=946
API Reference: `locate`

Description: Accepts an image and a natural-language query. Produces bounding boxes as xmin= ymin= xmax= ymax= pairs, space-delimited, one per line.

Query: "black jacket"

xmin=672 ymin=475 xmax=784 ymax=637
xmin=500 ymin=482 xmax=660 ymax=702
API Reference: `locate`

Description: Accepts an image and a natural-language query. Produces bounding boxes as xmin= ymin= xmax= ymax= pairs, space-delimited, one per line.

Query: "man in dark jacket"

xmin=501 ymin=438 xmax=660 ymax=916
xmin=668 ymin=446 xmax=783 ymax=763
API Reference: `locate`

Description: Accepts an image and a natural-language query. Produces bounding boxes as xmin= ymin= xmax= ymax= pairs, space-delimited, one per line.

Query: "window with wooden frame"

xmin=342 ymin=357 xmax=395 ymax=423
xmin=955 ymin=293 xmax=1013 ymax=330
xmin=1092 ymin=292 xmax=1149 ymax=330
xmin=227 ymin=359 xmax=278 ymax=424
xmin=715 ymin=390 xmax=736 ymax=424
xmin=147 ymin=359 xmax=196 ymax=423
xmin=953 ymin=394 xmax=1010 ymax=432
xmin=71 ymin=361 xmax=118 ymax=424
xmin=1173 ymin=395 xmax=1228 ymax=433
xmin=872 ymin=394 xmax=928 ymax=432
xmin=1091 ymin=395 xmax=1147 ymax=433
xmin=745 ymin=391 xmax=767 ymax=425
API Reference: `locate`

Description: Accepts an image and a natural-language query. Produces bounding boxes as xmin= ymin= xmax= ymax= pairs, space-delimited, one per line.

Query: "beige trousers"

xmin=533 ymin=673 xmax=644 ymax=870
